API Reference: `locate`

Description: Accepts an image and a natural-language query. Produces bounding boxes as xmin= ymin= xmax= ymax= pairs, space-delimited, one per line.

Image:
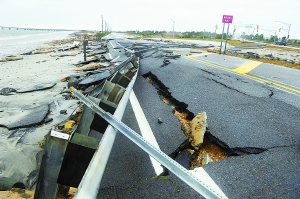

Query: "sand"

xmin=0 ymin=34 xmax=85 ymax=192
xmin=0 ymin=31 xmax=75 ymax=59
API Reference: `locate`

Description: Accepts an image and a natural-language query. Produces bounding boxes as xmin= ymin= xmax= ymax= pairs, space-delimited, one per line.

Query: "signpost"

xmin=220 ymin=15 xmax=233 ymax=54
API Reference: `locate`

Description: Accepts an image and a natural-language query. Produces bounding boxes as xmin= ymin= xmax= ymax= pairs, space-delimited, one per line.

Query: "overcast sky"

xmin=1 ymin=0 xmax=300 ymax=39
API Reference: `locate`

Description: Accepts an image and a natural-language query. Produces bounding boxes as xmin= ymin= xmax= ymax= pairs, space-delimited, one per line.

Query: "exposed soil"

xmin=142 ymin=71 xmax=266 ymax=172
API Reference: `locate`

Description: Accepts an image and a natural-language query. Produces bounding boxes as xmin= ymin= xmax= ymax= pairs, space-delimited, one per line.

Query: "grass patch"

xmin=266 ymin=45 xmax=300 ymax=53
xmin=227 ymin=40 xmax=260 ymax=47
xmin=198 ymin=48 xmax=300 ymax=70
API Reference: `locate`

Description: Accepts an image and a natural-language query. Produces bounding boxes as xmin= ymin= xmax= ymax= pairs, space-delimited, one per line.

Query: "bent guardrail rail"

xmin=34 ymin=38 xmax=139 ymax=198
xmin=34 ymin=35 xmax=227 ymax=199
xmin=73 ymin=69 xmax=138 ymax=198
xmin=72 ymin=87 xmax=227 ymax=199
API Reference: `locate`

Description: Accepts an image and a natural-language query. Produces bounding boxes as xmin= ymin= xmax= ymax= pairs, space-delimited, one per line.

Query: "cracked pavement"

xmin=96 ymin=36 xmax=299 ymax=198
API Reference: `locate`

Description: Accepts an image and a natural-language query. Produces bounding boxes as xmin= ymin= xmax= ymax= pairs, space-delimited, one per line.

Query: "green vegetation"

xmin=126 ymin=30 xmax=167 ymax=38
xmin=95 ymin=31 xmax=110 ymax=38
xmin=126 ymin=30 xmax=300 ymax=46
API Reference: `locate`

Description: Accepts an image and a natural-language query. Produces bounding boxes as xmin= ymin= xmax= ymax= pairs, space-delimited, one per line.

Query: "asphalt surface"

xmin=97 ymin=37 xmax=300 ymax=198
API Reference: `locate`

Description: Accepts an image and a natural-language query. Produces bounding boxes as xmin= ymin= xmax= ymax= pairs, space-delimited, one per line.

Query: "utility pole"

xmin=214 ymin=24 xmax=218 ymax=39
xmin=171 ymin=19 xmax=175 ymax=38
xmin=102 ymin=15 xmax=103 ymax=33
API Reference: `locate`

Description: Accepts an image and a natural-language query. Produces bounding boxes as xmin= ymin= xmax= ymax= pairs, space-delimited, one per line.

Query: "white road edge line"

xmin=129 ymin=90 xmax=164 ymax=175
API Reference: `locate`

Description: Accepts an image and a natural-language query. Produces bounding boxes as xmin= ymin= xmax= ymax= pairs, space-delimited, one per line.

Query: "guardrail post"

xmin=83 ymin=40 xmax=88 ymax=61
xmin=34 ymin=135 xmax=68 ymax=199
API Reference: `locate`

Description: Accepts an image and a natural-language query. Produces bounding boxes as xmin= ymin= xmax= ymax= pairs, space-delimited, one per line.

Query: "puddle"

xmin=142 ymin=71 xmax=266 ymax=171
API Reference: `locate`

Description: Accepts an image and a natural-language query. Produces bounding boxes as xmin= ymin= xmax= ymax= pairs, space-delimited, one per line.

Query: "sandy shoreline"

xmin=0 ymin=31 xmax=75 ymax=58
xmin=0 ymin=33 xmax=85 ymax=193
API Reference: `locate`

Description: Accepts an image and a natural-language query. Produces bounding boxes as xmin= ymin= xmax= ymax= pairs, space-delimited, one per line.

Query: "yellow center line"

xmin=184 ymin=56 xmax=300 ymax=94
xmin=232 ymin=61 xmax=262 ymax=74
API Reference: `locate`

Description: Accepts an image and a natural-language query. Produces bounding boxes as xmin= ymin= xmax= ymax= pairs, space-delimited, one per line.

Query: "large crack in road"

xmin=142 ymin=71 xmax=267 ymax=175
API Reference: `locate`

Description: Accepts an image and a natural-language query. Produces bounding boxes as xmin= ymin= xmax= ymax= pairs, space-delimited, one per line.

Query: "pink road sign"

xmin=222 ymin=15 xmax=233 ymax=23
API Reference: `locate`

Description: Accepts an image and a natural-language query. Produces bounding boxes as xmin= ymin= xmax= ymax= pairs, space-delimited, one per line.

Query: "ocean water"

xmin=0 ymin=29 xmax=75 ymax=58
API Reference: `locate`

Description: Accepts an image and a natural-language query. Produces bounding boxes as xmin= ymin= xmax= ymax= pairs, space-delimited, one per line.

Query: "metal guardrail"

xmin=34 ymin=37 xmax=227 ymax=198
xmin=72 ymin=88 xmax=227 ymax=199
xmin=73 ymin=68 xmax=138 ymax=198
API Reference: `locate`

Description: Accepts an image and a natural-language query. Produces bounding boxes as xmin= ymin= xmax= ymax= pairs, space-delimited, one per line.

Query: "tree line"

xmin=125 ymin=30 xmax=300 ymax=45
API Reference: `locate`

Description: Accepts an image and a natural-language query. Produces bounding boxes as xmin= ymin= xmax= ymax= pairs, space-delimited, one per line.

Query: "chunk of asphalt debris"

xmin=16 ymin=83 xmax=56 ymax=93
xmin=0 ymin=177 xmax=25 ymax=191
xmin=35 ymin=150 xmax=44 ymax=168
xmin=25 ymin=169 xmax=39 ymax=189
xmin=21 ymin=51 xmax=32 ymax=55
xmin=190 ymin=51 xmax=202 ymax=53
xmin=7 ymin=127 xmax=37 ymax=144
xmin=43 ymin=118 xmax=53 ymax=123
xmin=88 ymin=49 xmax=106 ymax=55
xmin=161 ymin=59 xmax=170 ymax=67
xmin=58 ymin=123 xmax=65 ymax=130
xmin=163 ymin=50 xmax=173 ymax=53
xmin=265 ymin=53 xmax=273 ymax=57
xmin=0 ymin=87 xmax=16 ymax=95
xmin=78 ymin=70 xmax=111 ymax=87
xmin=158 ymin=118 xmax=163 ymax=124
xmin=164 ymin=54 xmax=181 ymax=59
xmin=0 ymin=104 xmax=49 ymax=130
xmin=60 ymin=110 xmax=67 ymax=115
xmin=62 ymin=93 xmax=71 ymax=99
xmin=60 ymin=87 xmax=71 ymax=94
xmin=77 ymin=57 xmax=100 ymax=65
xmin=103 ymin=53 xmax=114 ymax=61
xmin=67 ymin=77 xmax=79 ymax=89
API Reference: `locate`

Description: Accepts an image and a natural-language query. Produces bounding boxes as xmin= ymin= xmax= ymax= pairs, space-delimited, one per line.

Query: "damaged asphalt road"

xmin=97 ymin=36 xmax=300 ymax=199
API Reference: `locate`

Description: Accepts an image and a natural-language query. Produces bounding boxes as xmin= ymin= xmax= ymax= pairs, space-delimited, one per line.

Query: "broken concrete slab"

xmin=0 ymin=104 xmax=49 ymax=130
xmin=78 ymin=70 xmax=111 ymax=87
xmin=103 ymin=53 xmax=115 ymax=61
xmin=99 ymin=62 xmax=111 ymax=67
xmin=77 ymin=58 xmax=100 ymax=65
xmin=87 ymin=45 xmax=103 ymax=50
xmin=8 ymin=127 xmax=37 ymax=145
xmin=152 ymin=51 xmax=163 ymax=58
xmin=25 ymin=169 xmax=39 ymax=189
xmin=16 ymin=83 xmax=56 ymax=93
xmin=0 ymin=177 xmax=25 ymax=191
xmin=111 ymin=55 xmax=130 ymax=63
xmin=141 ymin=50 xmax=157 ymax=58
xmin=0 ymin=87 xmax=16 ymax=95
xmin=48 ymin=100 xmax=80 ymax=125
xmin=164 ymin=54 xmax=181 ymax=59
xmin=58 ymin=45 xmax=78 ymax=52
xmin=21 ymin=51 xmax=33 ymax=55
xmin=87 ymin=49 xmax=106 ymax=55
